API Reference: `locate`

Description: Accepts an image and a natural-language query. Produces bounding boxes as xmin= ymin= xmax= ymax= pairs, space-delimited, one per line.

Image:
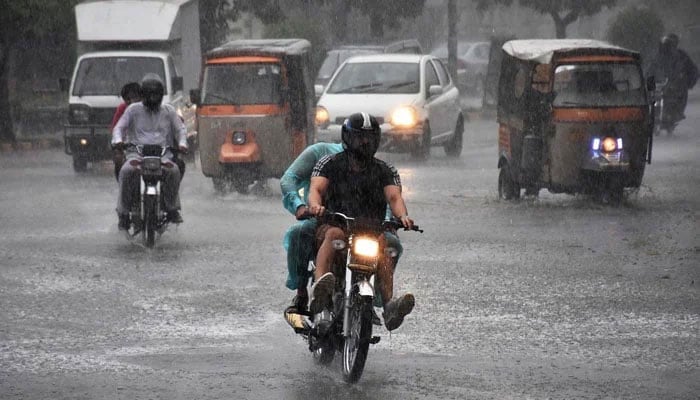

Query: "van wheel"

xmin=444 ymin=118 xmax=463 ymax=158
xmin=498 ymin=164 xmax=520 ymax=200
xmin=411 ymin=123 xmax=431 ymax=160
xmin=72 ymin=155 xmax=88 ymax=173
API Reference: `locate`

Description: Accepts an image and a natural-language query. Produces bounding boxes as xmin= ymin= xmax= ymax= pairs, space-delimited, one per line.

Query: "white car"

xmin=315 ymin=54 xmax=465 ymax=158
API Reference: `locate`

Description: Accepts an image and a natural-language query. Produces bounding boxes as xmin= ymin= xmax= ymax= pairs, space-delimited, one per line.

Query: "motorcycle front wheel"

xmin=342 ymin=295 xmax=373 ymax=383
xmin=143 ymin=194 xmax=157 ymax=248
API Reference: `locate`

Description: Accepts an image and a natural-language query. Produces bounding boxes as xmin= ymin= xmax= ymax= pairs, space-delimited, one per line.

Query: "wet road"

xmin=1 ymin=100 xmax=699 ymax=399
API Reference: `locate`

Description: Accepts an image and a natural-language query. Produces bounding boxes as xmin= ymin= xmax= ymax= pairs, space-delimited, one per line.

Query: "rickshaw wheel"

xmin=231 ymin=178 xmax=250 ymax=194
xmin=498 ymin=164 xmax=520 ymax=200
xmin=212 ymin=177 xmax=228 ymax=194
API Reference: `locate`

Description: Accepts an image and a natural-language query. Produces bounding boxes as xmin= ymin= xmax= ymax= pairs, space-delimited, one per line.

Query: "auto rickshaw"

xmin=496 ymin=39 xmax=654 ymax=203
xmin=190 ymin=39 xmax=315 ymax=193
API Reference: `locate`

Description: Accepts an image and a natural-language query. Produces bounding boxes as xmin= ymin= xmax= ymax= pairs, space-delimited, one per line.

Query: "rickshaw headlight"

xmin=353 ymin=237 xmax=379 ymax=258
xmin=232 ymin=131 xmax=246 ymax=145
xmin=390 ymin=106 xmax=418 ymax=128
xmin=315 ymin=106 xmax=330 ymax=127
xmin=79 ymin=138 xmax=88 ymax=146
xmin=602 ymin=137 xmax=617 ymax=153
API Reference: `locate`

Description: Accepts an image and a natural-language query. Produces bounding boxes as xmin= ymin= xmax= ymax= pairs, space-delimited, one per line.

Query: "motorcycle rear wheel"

xmin=143 ymin=195 xmax=157 ymax=248
xmin=342 ymin=296 xmax=373 ymax=383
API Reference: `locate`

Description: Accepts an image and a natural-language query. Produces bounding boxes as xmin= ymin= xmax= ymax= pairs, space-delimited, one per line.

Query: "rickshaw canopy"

xmin=502 ymin=39 xmax=640 ymax=64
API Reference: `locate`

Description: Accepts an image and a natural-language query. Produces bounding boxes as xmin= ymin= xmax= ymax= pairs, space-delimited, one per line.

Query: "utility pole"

xmin=447 ymin=0 xmax=458 ymax=83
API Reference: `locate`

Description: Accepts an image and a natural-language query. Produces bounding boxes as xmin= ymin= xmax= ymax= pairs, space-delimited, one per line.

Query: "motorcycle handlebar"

xmin=297 ymin=210 xmax=423 ymax=233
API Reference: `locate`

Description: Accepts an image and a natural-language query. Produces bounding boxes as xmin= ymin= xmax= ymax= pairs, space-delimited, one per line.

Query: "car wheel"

xmin=444 ymin=117 xmax=463 ymax=158
xmin=411 ymin=122 xmax=431 ymax=160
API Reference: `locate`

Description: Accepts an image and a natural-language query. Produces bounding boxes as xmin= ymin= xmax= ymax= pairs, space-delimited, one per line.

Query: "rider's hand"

xmin=399 ymin=215 xmax=414 ymax=230
xmin=309 ymin=204 xmax=325 ymax=216
xmin=178 ymin=145 xmax=189 ymax=155
xmin=295 ymin=205 xmax=309 ymax=220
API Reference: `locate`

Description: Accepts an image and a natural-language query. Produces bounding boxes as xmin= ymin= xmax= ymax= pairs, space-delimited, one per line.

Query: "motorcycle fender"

xmin=357 ymin=280 xmax=374 ymax=298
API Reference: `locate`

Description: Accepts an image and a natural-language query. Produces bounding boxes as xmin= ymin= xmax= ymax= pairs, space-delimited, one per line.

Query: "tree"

xmin=199 ymin=0 xmax=284 ymax=52
xmin=355 ymin=0 xmax=426 ymax=39
xmin=0 ymin=0 xmax=78 ymax=143
xmin=475 ymin=0 xmax=617 ymax=38
xmin=607 ymin=6 xmax=664 ymax=69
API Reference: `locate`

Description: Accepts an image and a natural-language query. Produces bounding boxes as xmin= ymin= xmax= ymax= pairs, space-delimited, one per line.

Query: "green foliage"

xmin=606 ymin=6 xmax=664 ymax=61
xmin=264 ymin=17 xmax=328 ymax=75
xmin=200 ymin=0 xmax=284 ymax=51
xmin=352 ymin=0 xmax=426 ymax=38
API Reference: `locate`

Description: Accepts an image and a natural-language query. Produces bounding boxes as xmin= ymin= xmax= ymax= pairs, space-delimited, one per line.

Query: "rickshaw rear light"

xmin=592 ymin=138 xmax=601 ymax=151
xmin=602 ymin=137 xmax=617 ymax=153
xmin=616 ymin=138 xmax=623 ymax=150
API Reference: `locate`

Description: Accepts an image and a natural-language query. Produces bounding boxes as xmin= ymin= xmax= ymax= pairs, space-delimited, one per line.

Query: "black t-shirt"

xmin=312 ymin=152 xmax=401 ymax=222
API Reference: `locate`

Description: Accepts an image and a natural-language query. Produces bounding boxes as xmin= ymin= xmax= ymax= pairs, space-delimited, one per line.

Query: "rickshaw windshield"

xmin=552 ymin=63 xmax=646 ymax=107
xmin=201 ymin=63 xmax=282 ymax=105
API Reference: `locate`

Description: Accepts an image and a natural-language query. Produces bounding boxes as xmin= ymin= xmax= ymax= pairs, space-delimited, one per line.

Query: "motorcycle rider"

xmin=307 ymin=112 xmax=415 ymax=331
xmin=110 ymin=82 xmax=141 ymax=181
xmin=112 ymin=74 xmax=188 ymax=230
xmin=280 ymin=142 xmax=404 ymax=318
xmin=651 ymin=33 xmax=699 ymax=133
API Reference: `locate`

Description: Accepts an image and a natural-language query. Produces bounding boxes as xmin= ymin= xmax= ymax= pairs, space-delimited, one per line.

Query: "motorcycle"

xmin=123 ymin=144 xmax=173 ymax=248
xmin=290 ymin=211 xmax=422 ymax=383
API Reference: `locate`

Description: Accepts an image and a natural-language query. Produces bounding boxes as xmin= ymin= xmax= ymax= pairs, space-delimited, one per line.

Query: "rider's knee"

xmin=325 ymin=226 xmax=344 ymax=241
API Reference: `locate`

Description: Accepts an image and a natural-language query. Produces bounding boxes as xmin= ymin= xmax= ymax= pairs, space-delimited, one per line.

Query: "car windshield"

xmin=553 ymin=63 xmax=646 ymax=107
xmin=317 ymin=50 xmax=380 ymax=80
xmin=201 ymin=63 xmax=282 ymax=105
xmin=73 ymin=57 xmax=166 ymax=96
xmin=327 ymin=62 xmax=420 ymax=94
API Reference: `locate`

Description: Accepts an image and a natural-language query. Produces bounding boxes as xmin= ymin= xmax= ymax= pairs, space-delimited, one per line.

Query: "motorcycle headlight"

xmin=353 ymin=237 xmax=379 ymax=258
xmin=390 ymin=106 xmax=418 ymax=128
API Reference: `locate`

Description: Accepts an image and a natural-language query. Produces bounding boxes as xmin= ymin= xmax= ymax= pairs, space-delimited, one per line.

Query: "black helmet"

xmin=341 ymin=112 xmax=381 ymax=161
xmin=140 ymin=74 xmax=164 ymax=110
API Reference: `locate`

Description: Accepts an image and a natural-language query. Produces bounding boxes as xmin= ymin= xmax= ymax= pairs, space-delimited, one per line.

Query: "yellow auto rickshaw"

xmin=190 ymin=39 xmax=315 ymax=193
xmin=496 ymin=39 xmax=654 ymax=203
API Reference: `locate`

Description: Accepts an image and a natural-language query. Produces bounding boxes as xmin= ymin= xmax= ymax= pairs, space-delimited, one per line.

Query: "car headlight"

xmin=232 ymin=131 xmax=246 ymax=145
xmin=353 ymin=237 xmax=379 ymax=258
xmin=315 ymin=106 xmax=330 ymax=127
xmin=69 ymin=104 xmax=90 ymax=124
xmin=390 ymin=106 xmax=418 ymax=128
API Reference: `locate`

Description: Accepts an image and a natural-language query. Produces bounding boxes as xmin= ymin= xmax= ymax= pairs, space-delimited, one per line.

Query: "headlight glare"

xmin=315 ymin=106 xmax=329 ymax=127
xmin=353 ymin=237 xmax=379 ymax=258
xmin=390 ymin=106 xmax=417 ymax=128
xmin=602 ymin=137 xmax=617 ymax=153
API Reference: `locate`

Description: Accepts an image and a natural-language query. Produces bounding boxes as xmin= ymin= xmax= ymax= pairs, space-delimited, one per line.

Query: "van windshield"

xmin=202 ymin=63 xmax=282 ymax=105
xmin=73 ymin=57 xmax=166 ymax=96
xmin=553 ymin=63 xmax=646 ymax=107
xmin=327 ymin=62 xmax=420 ymax=94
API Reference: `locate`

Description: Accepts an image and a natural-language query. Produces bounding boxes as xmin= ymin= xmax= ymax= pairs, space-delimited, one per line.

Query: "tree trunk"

xmin=0 ymin=43 xmax=15 ymax=144
xmin=550 ymin=12 xmax=567 ymax=39
xmin=369 ymin=12 xmax=384 ymax=39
